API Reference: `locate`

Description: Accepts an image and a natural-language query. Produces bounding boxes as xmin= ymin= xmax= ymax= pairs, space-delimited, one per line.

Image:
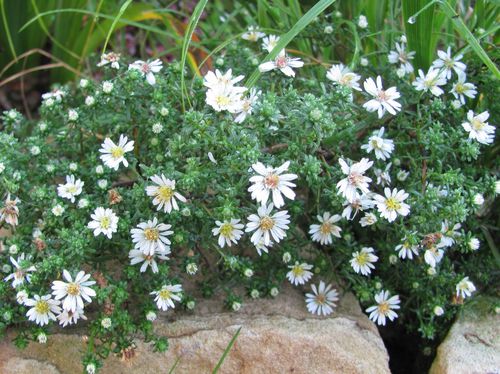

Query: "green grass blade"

xmin=101 ymin=0 xmax=133 ymax=55
xmin=212 ymin=327 xmax=241 ymax=374
xmin=245 ymin=0 xmax=337 ymax=88
xmin=180 ymin=0 xmax=208 ymax=112
xmin=0 ymin=0 xmax=17 ymax=59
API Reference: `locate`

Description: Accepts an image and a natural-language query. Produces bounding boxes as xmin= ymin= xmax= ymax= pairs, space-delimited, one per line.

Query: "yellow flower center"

xmin=67 ymin=185 xmax=78 ymax=194
xmin=219 ymin=223 xmax=234 ymax=238
xmin=292 ymin=265 xmax=304 ymax=277
xmin=144 ymin=228 xmax=159 ymax=241
xmin=316 ymin=294 xmax=326 ymax=305
xmin=259 ymin=216 xmax=275 ymax=231
xmin=215 ymin=95 xmax=231 ymax=107
xmin=100 ymin=216 xmax=111 ymax=229
xmin=35 ymin=300 xmax=50 ymax=314
xmin=320 ymin=222 xmax=333 ymax=235
xmin=385 ymin=197 xmax=401 ymax=211
xmin=264 ymin=174 xmax=279 ymax=189
xmin=158 ymin=288 xmax=171 ymax=300
xmin=340 ymin=75 xmax=354 ymax=85
xmin=348 ymin=172 xmax=363 ymax=186
xmin=378 ymin=301 xmax=390 ymax=315
xmin=111 ymin=147 xmax=124 ymax=159
xmin=355 ymin=252 xmax=369 ymax=266
xmin=67 ymin=283 xmax=80 ymax=296
xmin=455 ymin=83 xmax=466 ymax=94
xmin=157 ymin=186 xmax=174 ymax=201
xmin=471 ymin=119 xmax=484 ymax=131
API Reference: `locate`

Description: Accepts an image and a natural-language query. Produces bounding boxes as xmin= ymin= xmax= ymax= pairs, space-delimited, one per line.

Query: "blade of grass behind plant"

xmin=245 ymin=0 xmax=337 ymax=88
xmin=101 ymin=0 xmax=133 ymax=55
xmin=212 ymin=327 xmax=241 ymax=374
xmin=180 ymin=0 xmax=208 ymax=112
xmin=0 ymin=0 xmax=18 ymax=60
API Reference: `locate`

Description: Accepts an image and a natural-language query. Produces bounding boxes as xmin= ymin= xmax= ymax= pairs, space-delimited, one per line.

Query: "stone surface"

xmin=430 ymin=297 xmax=500 ymax=374
xmin=0 ymin=285 xmax=390 ymax=374
xmin=2 ymin=357 xmax=61 ymax=374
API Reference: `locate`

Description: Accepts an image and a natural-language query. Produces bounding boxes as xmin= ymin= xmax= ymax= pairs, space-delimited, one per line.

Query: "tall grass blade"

xmin=102 ymin=0 xmax=133 ymax=55
xmin=212 ymin=327 xmax=241 ymax=374
xmin=0 ymin=0 xmax=17 ymax=60
xmin=246 ymin=0 xmax=337 ymax=88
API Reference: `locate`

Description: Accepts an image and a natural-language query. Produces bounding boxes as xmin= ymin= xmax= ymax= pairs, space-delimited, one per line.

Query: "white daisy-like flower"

xmin=373 ymin=187 xmax=410 ymax=222
xmin=146 ymin=174 xmax=187 ymax=213
xmin=358 ymin=15 xmax=368 ymax=29
xmin=241 ymin=25 xmax=265 ymax=42
xmin=151 ymin=284 xmax=183 ymax=311
xmin=450 ymin=72 xmax=477 ymax=105
xmin=432 ymin=46 xmax=466 ymax=80
xmin=25 ymin=294 xmax=61 ymax=326
xmin=412 ymin=68 xmax=447 ymax=96
xmin=131 ymin=217 xmax=173 ymax=256
xmin=102 ymin=81 xmax=113 ymax=94
xmin=462 ymin=110 xmax=495 ymax=145
xmin=309 ymin=212 xmax=342 ymax=245
xmin=205 ymin=84 xmax=246 ymax=112
xmin=57 ymin=307 xmax=86 ymax=327
xmin=350 ymin=247 xmax=378 ymax=276
xmin=87 ymin=207 xmax=119 ymax=239
xmin=337 ymin=158 xmax=373 ymax=203
xmin=326 ymin=64 xmax=362 ymax=91
xmin=51 ymin=270 xmax=96 ymax=312
xmin=456 ymin=276 xmax=476 ymax=299
xmin=128 ymin=247 xmax=170 ymax=273
xmin=245 ymin=203 xmax=290 ymax=246
xmin=342 ymin=194 xmax=375 ymax=220
xmin=305 ymin=281 xmax=339 ymax=316
xmin=128 ymin=59 xmax=163 ymax=85
xmin=259 ymin=50 xmax=304 ymax=77
xmin=261 ymin=34 xmax=280 ymax=52
xmin=248 ymin=161 xmax=297 ymax=208
xmin=395 ymin=239 xmax=419 ymax=260
xmin=440 ymin=220 xmax=461 ymax=247
xmin=51 ymin=204 xmax=65 ymax=216
xmin=365 ymin=290 xmax=400 ymax=326
xmin=374 ymin=163 xmax=392 ymax=187
xmin=212 ymin=219 xmax=245 ymax=248
xmin=361 ymin=127 xmax=394 ymax=161
xmin=468 ymin=237 xmax=480 ymax=251
xmin=99 ymin=134 xmax=134 ymax=170
xmin=57 ymin=175 xmax=84 ymax=203
xmin=234 ymin=88 xmax=261 ymax=123
xmin=4 ymin=253 xmax=36 ymax=288
xmin=203 ymin=69 xmax=245 ymax=90
xmin=388 ymin=42 xmax=415 ymax=74
xmin=286 ymin=261 xmax=314 ymax=286
xmin=362 ymin=76 xmax=402 ymax=118
xmin=0 ymin=193 xmax=20 ymax=227
xmin=254 ymin=238 xmax=272 ymax=256
xmin=41 ymin=88 xmax=65 ymax=102
xmin=360 ymin=212 xmax=377 ymax=227
xmin=16 ymin=290 xmax=28 ymax=305
xmin=473 ymin=193 xmax=484 ymax=206
xmin=97 ymin=52 xmax=121 ymax=69
xmin=424 ymin=246 xmax=444 ymax=268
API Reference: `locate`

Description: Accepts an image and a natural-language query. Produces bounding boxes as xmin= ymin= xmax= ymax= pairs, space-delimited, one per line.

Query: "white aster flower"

xmin=360 ymin=212 xmax=377 ymax=227
xmin=99 ymin=134 xmax=134 ymax=170
xmin=388 ymin=42 xmax=415 ymax=74
xmin=248 ymin=161 xmax=297 ymax=208
xmin=51 ymin=270 xmax=96 ymax=312
xmin=57 ymin=175 xmax=84 ymax=203
xmin=358 ymin=15 xmax=368 ymax=29
xmin=363 ymin=76 xmax=401 ymax=118
xmin=151 ymin=284 xmax=183 ymax=311
xmin=16 ymin=290 xmax=28 ymax=304
xmin=309 ymin=212 xmax=342 ymax=245
xmin=86 ymin=364 xmax=96 ymax=374
xmin=350 ymin=247 xmax=378 ymax=276
xmin=365 ymin=290 xmax=400 ymax=326
xmin=440 ymin=220 xmax=461 ymax=247
xmin=337 ymin=158 xmax=373 ymax=203
xmin=102 ymin=81 xmax=114 ymax=94
xmin=97 ymin=179 xmax=108 ymax=189
xmin=241 ymin=26 xmax=265 ymax=41
xmin=305 ymin=281 xmax=339 ymax=316
xmin=326 ymin=64 xmax=362 ymax=91
xmin=205 ymin=84 xmax=246 ymax=112
xmin=97 ymin=52 xmax=121 ymax=69
xmin=101 ymin=317 xmax=112 ymax=329
xmin=131 ymin=217 xmax=173 ymax=256
xmin=0 ymin=194 xmax=20 ymax=227
xmin=68 ymin=109 xmax=78 ymax=122
xmin=37 ymin=332 xmax=47 ymax=344
xmin=87 ymin=207 xmax=119 ymax=239
xmin=52 ymin=204 xmax=65 ymax=216
xmin=456 ymin=276 xmax=476 ymax=299
xmin=203 ymin=69 xmax=244 ymax=90
xmin=152 ymin=123 xmax=163 ymax=134
xmin=261 ymin=34 xmax=280 ymax=52
xmin=373 ymin=187 xmax=410 ymax=222
xmin=128 ymin=59 xmax=163 ymax=85
xmin=42 ymin=88 xmax=65 ymax=102
xmin=245 ymin=203 xmax=290 ymax=246
xmin=234 ymin=88 xmax=261 ymax=123
xmin=146 ymin=311 xmax=157 ymax=321
xmin=374 ymin=163 xmax=392 ymax=187
xmin=30 ymin=146 xmax=41 ymax=155
xmin=424 ymin=246 xmax=444 ymax=268
xmin=342 ymin=194 xmax=375 ymax=220
xmin=129 ymin=247 xmax=170 ymax=273
xmin=361 ymin=127 xmax=394 ymax=161
xmin=79 ymin=79 xmax=88 ymax=88
xmin=451 ymin=72 xmax=477 ymax=105
xmin=4 ymin=253 xmax=36 ymax=288
xmin=57 ymin=307 xmax=86 ymax=327
xmin=360 ymin=57 xmax=369 ymax=66
xmin=432 ymin=46 xmax=466 ymax=80
xmin=25 ymin=294 xmax=61 ymax=326
xmin=212 ymin=219 xmax=244 ymax=248
xmin=397 ymin=170 xmax=409 ymax=182
xmin=413 ymin=68 xmax=447 ymax=96
xmin=473 ymin=193 xmax=484 ymax=206
xmin=395 ymin=239 xmax=419 ymax=260
xmin=259 ymin=50 xmax=304 ymax=77
xmin=468 ymin=237 xmax=480 ymax=251
xmin=286 ymin=261 xmax=313 ymax=286
xmin=254 ymin=238 xmax=272 ymax=256
xmin=462 ymin=110 xmax=495 ymax=145
xmin=146 ymin=174 xmax=187 ymax=213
